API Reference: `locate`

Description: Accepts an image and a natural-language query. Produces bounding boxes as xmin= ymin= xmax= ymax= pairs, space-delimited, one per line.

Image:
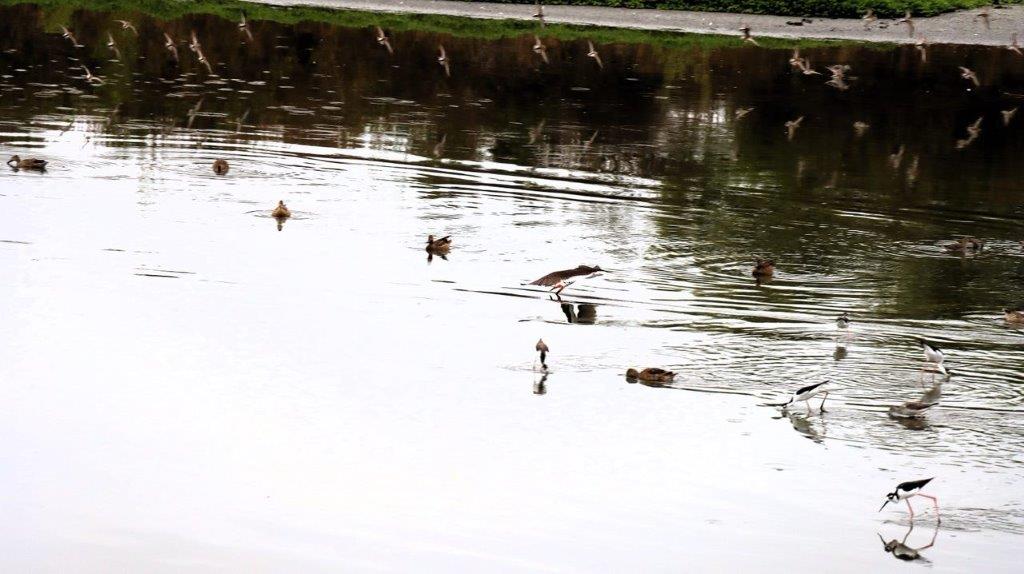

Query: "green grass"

xmin=456 ymin=0 xmax=1014 ymax=18
xmin=0 ymin=0 xmax=867 ymax=48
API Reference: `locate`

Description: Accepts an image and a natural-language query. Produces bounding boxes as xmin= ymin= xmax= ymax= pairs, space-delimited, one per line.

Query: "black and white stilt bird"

xmin=780 ymin=380 xmax=831 ymax=413
xmin=836 ymin=312 xmax=850 ymax=329
xmin=920 ymin=340 xmax=948 ymax=378
xmin=529 ymin=265 xmax=604 ymax=297
xmin=535 ymin=338 xmax=549 ymax=371
xmin=880 ymin=478 xmax=940 ymax=522
xmin=878 ymin=523 xmax=937 ymax=561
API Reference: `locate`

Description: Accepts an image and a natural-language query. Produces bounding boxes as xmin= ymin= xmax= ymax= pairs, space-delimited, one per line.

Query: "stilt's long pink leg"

xmin=906 ymin=499 xmax=915 ymax=520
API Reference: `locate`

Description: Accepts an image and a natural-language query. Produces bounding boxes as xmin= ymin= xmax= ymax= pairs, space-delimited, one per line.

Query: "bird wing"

xmin=794 ymin=381 xmax=827 ymax=396
xmin=897 ymin=477 xmax=933 ymax=492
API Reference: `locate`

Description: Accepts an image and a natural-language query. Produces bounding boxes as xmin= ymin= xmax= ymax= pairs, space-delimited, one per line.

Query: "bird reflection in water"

xmin=777 ymin=410 xmax=826 ymax=443
xmin=274 ymin=216 xmax=287 ymax=232
xmin=533 ymin=373 xmax=548 ymax=395
xmin=834 ymin=343 xmax=848 ymax=361
xmin=560 ymin=301 xmax=597 ymax=324
xmin=878 ymin=522 xmax=939 ymax=562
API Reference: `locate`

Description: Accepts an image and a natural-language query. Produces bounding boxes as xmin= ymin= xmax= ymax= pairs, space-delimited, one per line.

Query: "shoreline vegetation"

xmin=0 ymin=0 xmax=851 ymax=48
xmin=452 ymin=0 xmax=1014 ymax=18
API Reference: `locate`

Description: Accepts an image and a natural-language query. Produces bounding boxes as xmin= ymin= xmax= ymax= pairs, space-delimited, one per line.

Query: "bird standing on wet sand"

xmin=836 ymin=312 xmax=850 ymax=329
xmin=529 ymin=265 xmax=604 ymax=297
xmin=535 ymin=338 xmax=549 ymax=371
xmin=425 ymin=234 xmax=452 ymax=255
xmin=532 ymin=35 xmax=549 ymax=64
xmin=880 ymin=478 xmax=940 ymax=522
xmin=1003 ymin=307 xmax=1024 ymax=323
xmin=7 ymin=155 xmax=47 ymax=170
xmin=115 ymin=19 xmax=138 ymax=35
xmin=739 ymin=25 xmax=759 ymax=46
xmin=781 ymin=380 xmax=831 ymax=413
xmin=271 ymin=200 xmax=291 ymax=219
xmin=625 ymin=368 xmax=676 ymax=383
xmin=785 ymin=116 xmax=804 ymax=141
xmin=586 ymin=40 xmax=603 ymax=69
xmin=959 ymin=66 xmax=979 ymax=87
xmin=212 ymin=159 xmax=229 ymax=175
xmin=437 ymin=45 xmax=451 ymax=77
xmin=1002 ymin=107 xmax=1018 ymax=126
xmin=752 ymin=258 xmax=775 ymax=277
xmin=375 ymin=26 xmax=393 ymax=55
xmin=164 ymin=33 xmax=179 ymax=62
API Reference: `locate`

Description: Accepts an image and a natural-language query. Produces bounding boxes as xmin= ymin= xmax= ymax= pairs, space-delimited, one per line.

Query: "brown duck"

xmin=212 ymin=159 xmax=229 ymax=175
xmin=7 ymin=155 xmax=47 ymax=170
xmin=1005 ymin=307 xmax=1024 ymax=323
xmin=626 ymin=368 xmax=676 ymax=383
xmin=426 ymin=234 xmax=452 ymax=253
xmin=944 ymin=236 xmax=983 ymax=253
xmin=752 ymin=258 xmax=775 ymax=277
xmin=271 ymin=200 xmax=291 ymax=219
xmin=529 ymin=265 xmax=604 ymax=296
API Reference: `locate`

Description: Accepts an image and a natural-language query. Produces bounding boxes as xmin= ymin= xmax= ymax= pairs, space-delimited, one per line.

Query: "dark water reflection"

xmin=2 ymin=3 xmax=1024 ymax=567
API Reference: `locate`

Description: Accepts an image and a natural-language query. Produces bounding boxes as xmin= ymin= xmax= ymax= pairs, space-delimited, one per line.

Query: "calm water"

xmin=1 ymin=3 xmax=1023 ymax=572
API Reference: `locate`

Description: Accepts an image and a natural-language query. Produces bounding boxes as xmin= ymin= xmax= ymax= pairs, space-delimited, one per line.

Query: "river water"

xmin=1 ymin=3 xmax=1022 ymax=572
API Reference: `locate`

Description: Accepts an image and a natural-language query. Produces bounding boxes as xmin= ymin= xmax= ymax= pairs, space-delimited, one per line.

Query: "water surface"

xmin=1 ymin=4 xmax=1023 ymax=572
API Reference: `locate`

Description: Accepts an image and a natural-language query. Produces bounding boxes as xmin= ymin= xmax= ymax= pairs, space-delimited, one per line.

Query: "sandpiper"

xmin=975 ymin=8 xmax=991 ymax=31
xmin=782 ymin=380 xmax=831 ymax=413
xmin=535 ymin=338 xmax=549 ymax=371
xmin=529 ymin=265 xmax=604 ymax=297
xmin=880 ymin=478 xmax=940 ymax=521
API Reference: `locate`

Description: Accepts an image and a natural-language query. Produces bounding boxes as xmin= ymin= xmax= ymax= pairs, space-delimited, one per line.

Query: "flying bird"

xmin=532 ymin=35 xmax=549 ymax=64
xmin=959 ymin=66 xmax=979 ymax=87
xmin=529 ymin=265 xmax=604 ymax=297
xmin=375 ymin=26 xmax=393 ymax=54
xmin=586 ymin=40 xmax=603 ymax=69
xmin=785 ymin=116 xmax=804 ymax=141
xmin=239 ymin=13 xmax=254 ymax=42
xmin=163 ymin=33 xmax=179 ymax=61
xmin=115 ymin=20 xmax=137 ymax=35
xmin=437 ymin=44 xmax=451 ymax=77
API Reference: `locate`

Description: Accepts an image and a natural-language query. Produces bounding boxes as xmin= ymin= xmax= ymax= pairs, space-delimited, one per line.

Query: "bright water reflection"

xmin=1 ymin=3 xmax=1023 ymax=572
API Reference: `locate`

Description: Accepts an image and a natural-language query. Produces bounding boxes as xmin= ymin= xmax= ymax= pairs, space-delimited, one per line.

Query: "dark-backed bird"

xmin=919 ymin=340 xmax=949 ymax=378
xmin=944 ymin=236 xmax=983 ymax=254
xmin=7 ymin=155 xmax=47 ymax=170
xmin=896 ymin=11 xmax=915 ymax=37
xmin=880 ymin=478 xmax=940 ymax=521
xmin=625 ymin=368 xmax=676 ymax=383
xmin=889 ymin=382 xmax=941 ymax=419
xmin=375 ymin=26 xmax=393 ymax=54
xmin=752 ymin=258 xmax=775 ymax=277
xmin=529 ymin=265 xmax=604 ymax=296
xmin=1008 ymin=33 xmax=1023 ymax=55
xmin=782 ymin=380 xmax=831 ymax=413
xmin=438 ymin=44 xmax=451 ymax=77
xmin=975 ymin=8 xmax=990 ymax=31
xmin=915 ymin=36 xmax=928 ymax=63
xmin=425 ymin=234 xmax=452 ymax=255
xmin=878 ymin=526 xmax=937 ymax=561
xmin=836 ymin=312 xmax=850 ymax=329
xmin=534 ymin=0 xmax=545 ymax=25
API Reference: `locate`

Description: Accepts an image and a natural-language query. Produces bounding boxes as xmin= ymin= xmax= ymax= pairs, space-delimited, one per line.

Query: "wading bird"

xmin=919 ymin=340 xmax=949 ymax=379
xmin=896 ymin=11 xmax=915 ymax=37
xmin=534 ymin=0 xmax=545 ymax=26
xmin=752 ymin=258 xmax=775 ymax=277
xmin=878 ymin=523 xmax=938 ymax=562
xmin=836 ymin=312 xmax=850 ymax=330
xmin=212 ymin=159 xmax=229 ymax=175
xmin=782 ymin=380 xmax=831 ymax=413
xmin=535 ymin=338 xmax=549 ymax=371
xmin=862 ymin=9 xmax=877 ymax=29
xmin=880 ymin=478 xmax=940 ymax=522
xmin=888 ymin=382 xmax=941 ymax=419
xmin=529 ymin=265 xmax=604 ymax=297
xmin=106 ymin=32 xmax=122 ymax=61
xmin=975 ymin=8 xmax=990 ymax=31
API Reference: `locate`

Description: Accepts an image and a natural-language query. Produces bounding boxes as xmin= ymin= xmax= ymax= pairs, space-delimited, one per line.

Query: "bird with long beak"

xmin=880 ymin=478 xmax=940 ymax=522
xmin=919 ymin=340 xmax=949 ymax=380
xmin=535 ymin=338 xmax=549 ymax=371
xmin=781 ymin=380 xmax=831 ymax=414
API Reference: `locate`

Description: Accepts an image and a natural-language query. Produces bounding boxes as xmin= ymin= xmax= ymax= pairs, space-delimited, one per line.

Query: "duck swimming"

xmin=625 ymin=368 xmax=676 ymax=383
xmin=426 ymin=235 xmax=452 ymax=253
xmin=1004 ymin=307 xmax=1024 ymax=323
xmin=944 ymin=236 xmax=983 ymax=253
xmin=271 ymin=200 xmax=291 ymax=219
xmin=752 ymin=258 xmax=775 ymax=277
xmin=212 ymin=159 xmax=229 ymax=175
xmin=7 ymin=155 xmax=47 ymax=170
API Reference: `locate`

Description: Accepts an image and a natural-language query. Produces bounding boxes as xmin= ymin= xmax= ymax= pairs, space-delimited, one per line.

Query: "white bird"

xmin=163 ymin=33 xmax=179 ymax=61
xmin=532 ymin=35 xmax=549 ymax=64
xmin=920 ymin=340 xmax=949 ymax=379
xmin=239 ymin=13 xmax=254 ymax=42
xmin=80 ymin=65 xmax=103 ymax=84
xmin=781 ymin=380 xmax=831 ymax=413
xmin=106 ymin=32 xmax=121 ymax=61
xmin=115 ymin=20 xmax=138 ymax=35
xmin=437 ymin=44 xmax=451 ymax=77
xmin=879 ymin=478 xmax=940 ymax=522
xmin=586 ymin=40 xmax=603 ymax=69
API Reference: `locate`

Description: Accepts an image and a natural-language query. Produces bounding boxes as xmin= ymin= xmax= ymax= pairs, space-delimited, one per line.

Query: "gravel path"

xmin=244 ymin=0 xmax=1024 ymax=46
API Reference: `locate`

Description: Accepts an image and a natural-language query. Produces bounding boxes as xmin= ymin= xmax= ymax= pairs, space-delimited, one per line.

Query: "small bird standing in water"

xmin=532 ymin=35 xmax=549 ymax=64
xmin=586 ymin=40 xmax=603 ymax=69
xmin=785 ymin=116 xmax=804 ymax=141
xmin=836 ymin=312 xmax=850 ymax=330
xmin=919 ymin=340 xmax=949 ymax=379
xmin=889 ymin=382 xmax=941 ymax=419
xmin=896 ymin=11 xmax=915 ymax=37
xmin=529 ymin=265 xmax=604 ymax=297
xmin=880 ymin=478 xmax=940 ymax=522
xmin=7 ymin=155 xmax=48 ymax=170
xmin=878 ymin=524 xmax=938 ymax=561
xmin=212 ymin=159 xmax=229 ymax=175
xmin=375 ymin=26 xmax=393 ymax=54
xmin=959 ymin=66 xmax=979 ymax=87
xmin=535 ymin=338 xmax=549 ymax=371
xmin=437 ymin=44 xmax=451 ymax=77
xmin=781 ymin=380 xmax=831 ymax=413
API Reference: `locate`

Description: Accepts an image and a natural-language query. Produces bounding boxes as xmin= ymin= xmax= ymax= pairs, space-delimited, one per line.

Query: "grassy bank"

xmin=0 ymin=0 xmax=853 ymax=48
xmin=457 ymin=0 xmax=1010 ymax=18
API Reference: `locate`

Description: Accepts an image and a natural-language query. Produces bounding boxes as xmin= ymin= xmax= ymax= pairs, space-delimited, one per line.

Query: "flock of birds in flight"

xmin=6 ymin=3 xmax=1024 ymax=528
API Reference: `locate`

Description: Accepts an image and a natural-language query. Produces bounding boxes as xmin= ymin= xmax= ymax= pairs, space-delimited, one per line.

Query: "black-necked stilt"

xmin=782 ymin=380 xmax=831 ymax=413
xmin=920 ymin=340 xmax=949 ymax=379
xmin=889 ymin=382 xmax=941 ymax=419
xmin=529 ymin=265 xmax=604 ymax=298
xmin=878 ymin=523 xmax=937 ymax=562
xmin=880 ymin=478 xmax=940 ymax=521
xmin=836 ymin=312 xmax=850 ymax=329
xmin=535 ymin=338 xmax=549 ymax=371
